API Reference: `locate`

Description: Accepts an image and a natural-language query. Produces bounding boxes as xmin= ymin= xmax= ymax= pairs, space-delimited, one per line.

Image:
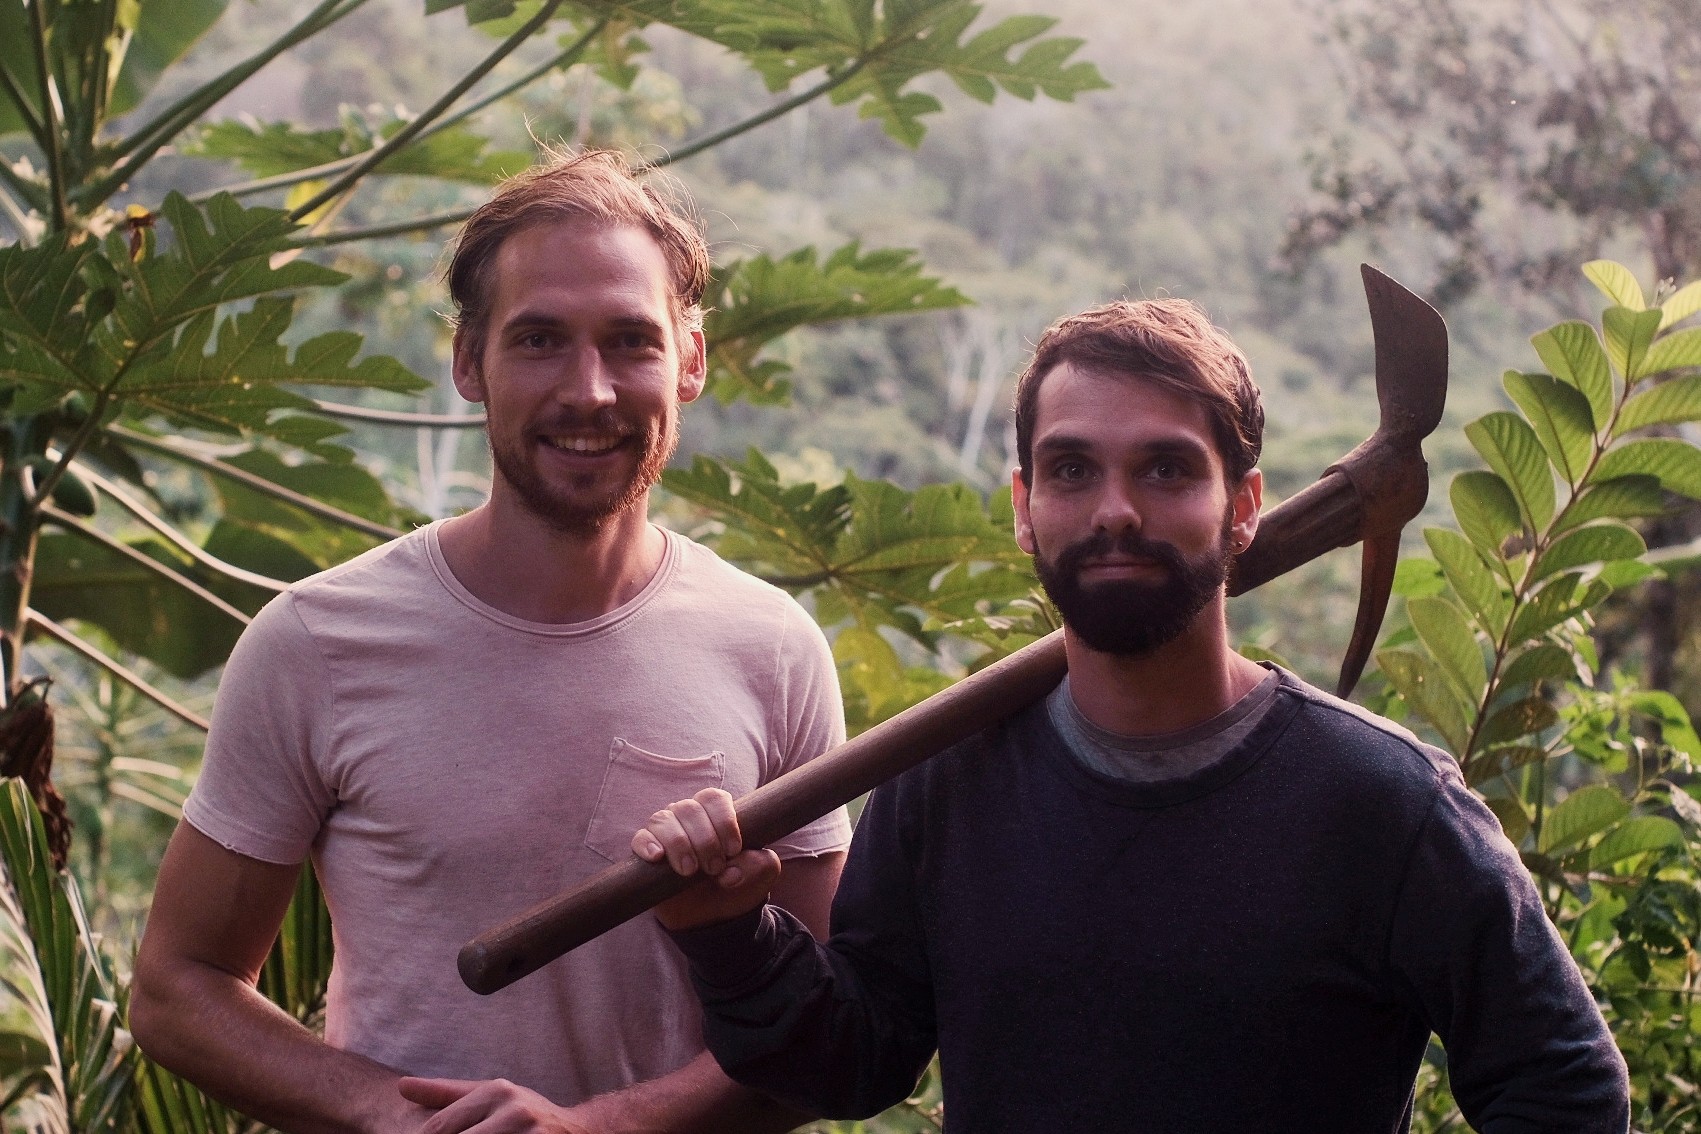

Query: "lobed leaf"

xmin=1537 ymin=784 xmax=1628 ymax=854
xmin=1502 ymin=371 xmax=1595 ymax=485
xmin=1595 ymin=439 xmax=1701 ymax=501
xmin=1466 ymin=413 xmax=1554 ymax=530
xmin=1529 ymin=522 xmax=1646 ymax=584
xmin=1601 ymin=306 xmax=1662 ymax=383
xmin=1530 ymin=321 xmax=1613 ymax=428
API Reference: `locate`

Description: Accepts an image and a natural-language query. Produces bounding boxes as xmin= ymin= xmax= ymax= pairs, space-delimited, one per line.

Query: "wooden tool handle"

xmin=458 ymin=631 xmax=1069 ymax=994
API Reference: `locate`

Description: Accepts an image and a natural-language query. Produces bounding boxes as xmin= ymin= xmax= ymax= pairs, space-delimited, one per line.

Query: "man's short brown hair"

xmin=446 ymin=148 xmax=711 ymax=360
xmin=1013 ymin=298 xmax=1265 ymax=485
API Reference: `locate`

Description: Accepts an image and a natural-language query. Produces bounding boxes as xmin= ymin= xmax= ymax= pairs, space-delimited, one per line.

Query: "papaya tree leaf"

xmin=1424 ymin=528 xmax=1509 ymax=636
xmin=1601 ymin=306 xmax=1663 ymax=382
xmin=662 ymin=452 xmax=850 ymax=582
xmin=1585 ymin=816 xmax=1684 ymax=871
xmin=1450 ymin=471 xmax=1521 ymax=568
xmin=1529 ymin=522 xmax=1646 ymax=584
xmin=1466 ymin=413 xmax=1554 ymax=530
xmin=1640 ymin=327 xmax=1701 ymax=377
xmin=1582 ymin=260 xmax=1646 ymax=310
xmin=1376 ymin=646 xmax=1471 ymax=755
xmin=1538 ymin=784 xmax=1628 ymax=854
xmin=1502 ymin=371 xmax=1595 ymax=485
xmin=703 ymin=243 xmax=968 ymax=405
xmin=1615 ymin=374 xmax=1701 ymax=435
xmin=1530 ymin=321 xmax=1613 ymax=427
xmin=1555 ymin=475 xmax=1669 ymax=533
xmin=1595 ymin=439 xmax=1701 ymax=501
xmin=1407 ymin=595 xmax=1487 ymax=707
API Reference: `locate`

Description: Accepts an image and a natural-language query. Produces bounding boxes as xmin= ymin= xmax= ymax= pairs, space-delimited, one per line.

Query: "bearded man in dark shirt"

xmin=633 ymin=298 xmax=1630 ymax=1134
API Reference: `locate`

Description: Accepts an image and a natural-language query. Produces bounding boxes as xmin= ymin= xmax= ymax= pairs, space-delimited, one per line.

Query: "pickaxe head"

xmin=1229 ymin=264 xmax=1448 ymax=696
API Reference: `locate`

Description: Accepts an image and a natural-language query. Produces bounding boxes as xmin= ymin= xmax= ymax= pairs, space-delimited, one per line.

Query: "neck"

xmin=1063 ymin=595 xmax=1267 ymax=736
xmin=436 ymin=491 xmax=665 ymax=624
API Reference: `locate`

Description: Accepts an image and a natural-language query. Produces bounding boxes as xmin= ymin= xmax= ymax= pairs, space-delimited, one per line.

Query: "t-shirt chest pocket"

xmin=582 ymin=738 xmax=727 ymax=863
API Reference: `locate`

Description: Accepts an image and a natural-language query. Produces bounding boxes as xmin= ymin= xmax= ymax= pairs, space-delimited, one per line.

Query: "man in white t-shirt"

xmin=130 ymin=150 xmax=851 ymax=1134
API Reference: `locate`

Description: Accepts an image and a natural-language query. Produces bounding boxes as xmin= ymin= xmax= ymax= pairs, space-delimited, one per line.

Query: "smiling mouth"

xmin=540 ymin=434 xmax=628 ymax=454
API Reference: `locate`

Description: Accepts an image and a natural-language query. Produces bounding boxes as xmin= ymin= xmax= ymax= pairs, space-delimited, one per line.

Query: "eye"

xmin=1146 ymin=457 xmax=1191 ymax=482
xmin=1051 ymin=459 xmax=1091 ymax=483
xmin=611 ymin=329 xmax=662 ymax=353
xmin=515 ymin=330 xmax=555 ymax=352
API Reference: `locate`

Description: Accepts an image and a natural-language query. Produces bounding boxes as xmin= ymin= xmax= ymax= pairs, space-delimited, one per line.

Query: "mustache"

xmin=1053 ymin=529 xmax=1189 ymax=577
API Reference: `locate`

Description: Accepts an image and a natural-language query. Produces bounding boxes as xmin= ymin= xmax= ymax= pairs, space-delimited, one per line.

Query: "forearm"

xmin=568 ymin=1050 xmax=805 ymax=1134
xmin=129 ymin=961 xmax=421 ymax=1134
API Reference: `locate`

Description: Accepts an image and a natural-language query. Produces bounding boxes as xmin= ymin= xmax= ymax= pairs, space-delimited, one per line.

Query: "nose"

xmin=1090 ymin=478 xmax=1142 ymax=537
xmin=554 ymin=342 xmax=616 ymax=414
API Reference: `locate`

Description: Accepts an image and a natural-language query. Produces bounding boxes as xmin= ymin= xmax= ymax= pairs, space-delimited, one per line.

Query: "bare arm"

xmin=130 ymin=822 xmax=432 ymax=1134
xmin=405 ymin=848 xmax=844 ymax=1134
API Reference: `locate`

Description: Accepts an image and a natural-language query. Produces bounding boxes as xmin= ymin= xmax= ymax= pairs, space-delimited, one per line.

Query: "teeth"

xmin=543 ymin=435 xmax=623 ymax=453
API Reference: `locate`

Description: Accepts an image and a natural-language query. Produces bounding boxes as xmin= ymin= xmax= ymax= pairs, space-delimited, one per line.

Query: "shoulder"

xmin=281 ymin=524 xmax=435 ymax=613
xmin=665 ymin=531 xmax=828 ymax=646
xmin=1270 ymin=668 xmax=1459 ymax=782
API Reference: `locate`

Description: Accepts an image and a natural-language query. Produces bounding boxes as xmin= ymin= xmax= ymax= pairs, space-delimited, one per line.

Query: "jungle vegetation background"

xmin=1 ymin=0 xmax=1698 ymax=1130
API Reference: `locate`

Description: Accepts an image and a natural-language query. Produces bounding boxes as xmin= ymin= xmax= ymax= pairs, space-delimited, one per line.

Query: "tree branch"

xmin=26 ymin=0 xmax=68 ymax=232
xmin=646 ymin=61 xmax=869 ymax=173
xmin=41 ymin=504 xmax=254 ymax=627
xmin=289 ymin=0 xmax=572 ymax=220
xmin=287 ymin=206 xmax=475 ymax=249
xmin=24 ymin=610 xmax=212 ymax=732
xmin=0 ymin=58 xmax=48 ymax=152
xmin=106 ymin=426 xmax=406 ymax=541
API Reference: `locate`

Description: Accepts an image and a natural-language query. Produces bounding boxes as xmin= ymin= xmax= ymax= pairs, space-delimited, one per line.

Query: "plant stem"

xmin=646 ymin=62 xmax=869 ymax=173
xmin=107 ymin=426 xmax=405 ymax=541
xmin=311 ymin=401 xmax=486 ymax=428
xmin=0 ymin=58 xmax=49 ymax=152
xmin=41 ymin=504 xmax=254 ymax=626
xmin=289 ymin=0 xmax=572 ymax=220
xmin=288 ymin=207 xmax=475 ymax=249
xmin=26 ymin=0 xmax=69 ymax=232
xmin=25 ymin=611 xmax=211 ymax=732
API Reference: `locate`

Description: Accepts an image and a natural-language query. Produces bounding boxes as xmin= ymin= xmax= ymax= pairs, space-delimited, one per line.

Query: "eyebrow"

xmin=1034 ymin=434 xmax=1214 ymax=463
xmin=498 ymin=310 xmax=667 ymax=334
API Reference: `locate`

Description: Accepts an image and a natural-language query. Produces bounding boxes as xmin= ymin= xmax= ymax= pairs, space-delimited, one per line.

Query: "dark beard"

xmin=1033 ymin=527 xmax=1231 ymax=656
xmin=488 ymin=407 xmax=677 ymax=537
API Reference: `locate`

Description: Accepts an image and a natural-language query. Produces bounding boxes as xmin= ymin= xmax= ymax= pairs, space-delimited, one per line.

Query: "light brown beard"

xmin=488 ymin=405 xmax=679 ymax=537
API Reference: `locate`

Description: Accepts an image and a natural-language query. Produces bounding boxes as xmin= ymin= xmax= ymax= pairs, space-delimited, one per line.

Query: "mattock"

xmin=457 ymin=264 xmax=1449 ymax=996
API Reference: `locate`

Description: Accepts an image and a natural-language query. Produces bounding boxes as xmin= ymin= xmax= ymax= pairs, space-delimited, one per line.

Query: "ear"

xmin=1012 ymin=468 xmax=1037 ymax=555
xmin=677 ymin=329 xmax=708 ymax=403
xmin=451 ymin=327 xmax=487 ymax=405
xmin=1228 ymin=468 xmax=1262 ymax=553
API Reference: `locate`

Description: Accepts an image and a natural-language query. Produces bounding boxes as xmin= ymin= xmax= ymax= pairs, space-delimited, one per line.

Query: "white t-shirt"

xmin=185 ymin=522 xmax=852 ymax=1103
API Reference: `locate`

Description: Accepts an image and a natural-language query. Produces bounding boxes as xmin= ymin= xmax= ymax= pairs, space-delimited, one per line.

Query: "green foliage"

xmin=1377 ymin=261 xmax=1701 ymax=1130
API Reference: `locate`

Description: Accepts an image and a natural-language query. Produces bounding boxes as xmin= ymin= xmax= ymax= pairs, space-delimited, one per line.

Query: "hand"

xmin=632 ymin=788 xmax=780 ymax=931
xmin=399 ymin=1077 xmax=589 ymax=1134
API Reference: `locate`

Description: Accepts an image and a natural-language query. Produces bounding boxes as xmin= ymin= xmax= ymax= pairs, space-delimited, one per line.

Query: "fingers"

xmin=404 ymin=1076 xmax=583 ymax=1134
xmin=632 ymin=787 xmax=742 ymax=877
xmin=398 ymin=1077 xmax=475 ymax=1108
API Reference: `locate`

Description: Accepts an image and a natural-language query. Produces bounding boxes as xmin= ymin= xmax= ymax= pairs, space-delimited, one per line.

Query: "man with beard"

xmin=634 ymin=300 xmax=1630 ymax=1132
xmin=129 ymin=151 xmax=851 ymax=1134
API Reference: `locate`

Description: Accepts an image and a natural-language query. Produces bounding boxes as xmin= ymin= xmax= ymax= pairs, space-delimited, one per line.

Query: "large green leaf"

xmin=1537 ymin=784 xmax=1628 ymax=854
xmin=1424 ymin=528 xmax=1509 ymax=636
xmin=1659 ymin=279 xmax=1701 ymax=331
xmin=1595 ymin=439 xmax=1701 ymax=501
xmin=0 ymin=781 xmax=133 ymax=1133
xmin=1529 ymin=522 xmax=1646 ymax=584
xmin=1637 ymin=330 xmax=1701 ymax=382
xmin=1466 ymin=412 xmax=1554 ymax=530
xmin=1530 ymin=321 xmax=1614 ymax=428
xmin=662 ymin=451 xmax=850 ymax=583
xmin=1601 ymin=306 xmax=1662 ymax=382
xmin=703 ymin=243 xmax=968 ymax=404
xmin=1499 ymin=643 xmax=1582 ymax=689
xmin=191 ymin=114 xmax=530 ymax=185
xmin=1407 ymin=595 xmax=1486 ymax=707
xmin=1507 ymin=572 xmax=1609 ymax=644
xmin=1582 ymin=260 xmax=1646 ymax=311
xmin=1554 ymin=475 xmax=1669 ymax=533
xmin=1502 ymin=371 xmax=1594 ymax=485
xmin=1450 ymin=471 xmax=1521 ymax=568
xmin=1376 ymin=646 xmax=1471 ymax=755
xmin=1476 ymin=696 xmax=1558 ymax=748
xmin=1615 ymin=374 xmax=1701 ymax=435
xmin=1586 ymin=816 xmax=1684 ymax=871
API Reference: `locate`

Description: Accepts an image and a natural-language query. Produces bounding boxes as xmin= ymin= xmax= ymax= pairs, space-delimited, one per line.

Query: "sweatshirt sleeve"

xmin=670 ymin=781 xmax=937 ymax=1118
xmin=1389 ymin=776 xmax=1629 ymax=1133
